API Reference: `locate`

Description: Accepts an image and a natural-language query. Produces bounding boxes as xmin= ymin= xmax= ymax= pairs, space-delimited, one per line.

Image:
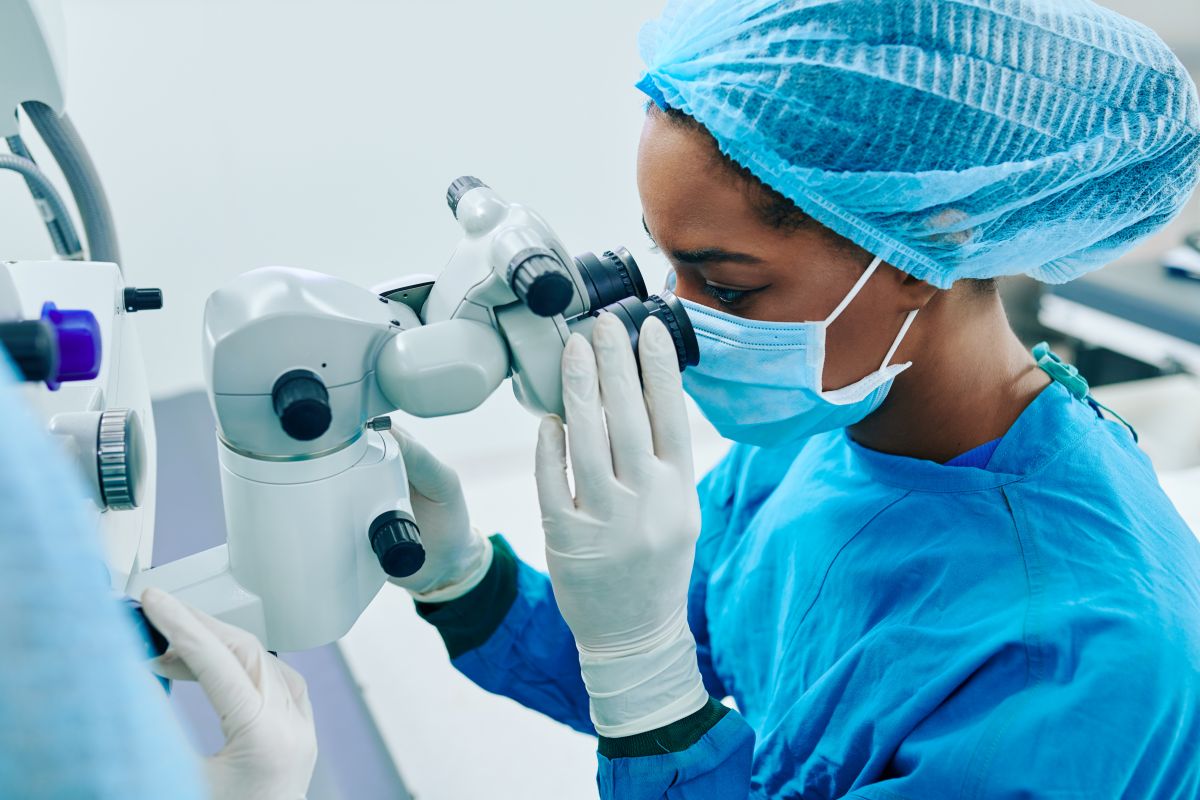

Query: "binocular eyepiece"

xmin=568 ymin=247 xmax=699 ymax=371
xmin=445 ymin=176 xmax=698 ymax=370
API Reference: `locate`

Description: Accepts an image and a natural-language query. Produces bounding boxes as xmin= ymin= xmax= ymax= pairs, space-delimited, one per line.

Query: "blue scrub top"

xmin=426 ymin=378 xmax=1200 ymax=798
xmin=692 ymin=379 xmax=1200 ymax=798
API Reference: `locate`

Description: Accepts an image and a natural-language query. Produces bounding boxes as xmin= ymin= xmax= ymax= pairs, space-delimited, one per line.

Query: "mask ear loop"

xmin=824 ymin=256 xmax=884 ymax=325
xmin=879 ymin=308 xmax=919 ymax=370
xmin=822 ymin=255 xmax=919 ymax=371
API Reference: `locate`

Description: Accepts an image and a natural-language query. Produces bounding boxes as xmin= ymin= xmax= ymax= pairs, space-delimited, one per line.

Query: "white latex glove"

xmin=139 ymin=587 xmax=317 ymax=800
xmin=535 ymin=313 xmax=708 ymax=738
xmin=386 ymin=428 xmax=493 ymax=602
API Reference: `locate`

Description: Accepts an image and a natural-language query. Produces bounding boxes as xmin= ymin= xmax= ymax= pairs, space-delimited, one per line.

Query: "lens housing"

xmin=573 ymin=247 xmax=648 ymax=312
xmin=591 ymin=291 xmax=699 ymax=371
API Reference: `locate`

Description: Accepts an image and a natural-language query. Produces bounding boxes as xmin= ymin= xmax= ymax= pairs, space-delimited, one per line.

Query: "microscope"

xmin=127 ymin=176 xmax=698 ymax=652
xmin=2 ymin=0 xmax=697 ymax=654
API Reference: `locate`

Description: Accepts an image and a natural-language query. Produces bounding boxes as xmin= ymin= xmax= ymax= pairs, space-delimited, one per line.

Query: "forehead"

xmin=636 ymin=111 xmax=760 ymax=237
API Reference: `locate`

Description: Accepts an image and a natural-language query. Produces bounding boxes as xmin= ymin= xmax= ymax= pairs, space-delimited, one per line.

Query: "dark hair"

xmin=647 ymin=101 xmax=997 ymax=294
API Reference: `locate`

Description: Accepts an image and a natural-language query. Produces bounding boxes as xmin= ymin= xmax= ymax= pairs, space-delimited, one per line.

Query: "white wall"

xmin=3 ymin=1 xmax=1198 ymax=798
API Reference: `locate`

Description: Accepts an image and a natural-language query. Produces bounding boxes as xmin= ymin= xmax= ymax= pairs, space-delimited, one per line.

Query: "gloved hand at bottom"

xmin=535 ymin=313 xmax=709 ymax=738
xmin=140 ymin=588 xmax=317 ymax=800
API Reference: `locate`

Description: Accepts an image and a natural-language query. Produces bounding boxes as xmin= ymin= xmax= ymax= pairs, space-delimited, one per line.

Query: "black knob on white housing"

xmin=507 ymin=249 xmax=574 ymax=317
xmin=272 ymin=369 xmax=332 ymax=441
xmin=369 ymin=510 xmax=425 ymax=578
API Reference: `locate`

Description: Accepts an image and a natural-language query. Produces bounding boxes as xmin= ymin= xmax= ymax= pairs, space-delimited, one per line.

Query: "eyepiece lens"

xmin=588 ymin=292 xmax=698 ymax=372
xmin=573 ymin=246 xmax=648 ymax=312
xmin=645 ymin=292 xmax=699 ymax=369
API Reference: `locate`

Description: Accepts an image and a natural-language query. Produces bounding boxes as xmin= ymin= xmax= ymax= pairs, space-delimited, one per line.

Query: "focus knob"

xmin=272 ymin=369 xmax=332 ymax=441
xmin=369 ymin=510 xmax=426 ymax=578
xmin=508 ymin=251 xmax=574 ymax=317
xmin=97 ymin=408 xmax=146 ymax=510
xmin=446 ymin=175 xmax=488 ymax=215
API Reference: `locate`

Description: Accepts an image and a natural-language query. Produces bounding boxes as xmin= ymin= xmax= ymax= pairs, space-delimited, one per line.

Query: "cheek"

xmin=820 ymin=292 xmax=901 ymax=390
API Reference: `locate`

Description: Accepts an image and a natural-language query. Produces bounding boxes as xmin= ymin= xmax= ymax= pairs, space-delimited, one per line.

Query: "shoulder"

xmin=1005 ymin=415 xmax=1200 ymax=610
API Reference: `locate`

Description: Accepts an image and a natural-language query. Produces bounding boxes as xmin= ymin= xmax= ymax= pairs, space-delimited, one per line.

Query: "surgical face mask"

xmin=675 ymin=256 xmax=918 ymax=447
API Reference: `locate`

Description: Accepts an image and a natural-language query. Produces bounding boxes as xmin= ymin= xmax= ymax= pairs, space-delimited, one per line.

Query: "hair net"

xmin=636 ymin=0 xmax=1200 ymax=288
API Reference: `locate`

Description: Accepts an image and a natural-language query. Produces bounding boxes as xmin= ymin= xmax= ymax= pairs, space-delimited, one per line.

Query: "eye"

xmin=701 ymin=284 xmax=752 ymax=306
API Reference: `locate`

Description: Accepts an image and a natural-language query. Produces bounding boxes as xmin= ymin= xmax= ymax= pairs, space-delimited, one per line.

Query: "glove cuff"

xmin=579 ymin=613 xmax=709 ymax=738
xmin=409 ymin=530 xmax=493 ymax=603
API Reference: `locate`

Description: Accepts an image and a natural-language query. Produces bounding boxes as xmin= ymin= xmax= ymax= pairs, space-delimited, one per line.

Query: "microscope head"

xmin=203 ymin=266 xmax=418 ymax=459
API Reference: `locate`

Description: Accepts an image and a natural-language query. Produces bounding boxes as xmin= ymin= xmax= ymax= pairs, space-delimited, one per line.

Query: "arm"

xmin=597 ymin=702 xmax=755 ymax=799
xmin=389 ymin=429 xmax=595 ymax=732
xmin=416 ymin=535 xmax=594 ymax=733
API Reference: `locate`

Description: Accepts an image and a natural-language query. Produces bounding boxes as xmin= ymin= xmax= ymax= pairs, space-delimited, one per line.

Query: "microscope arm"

xmin=376 ymin=317 xmax=510 ymax=418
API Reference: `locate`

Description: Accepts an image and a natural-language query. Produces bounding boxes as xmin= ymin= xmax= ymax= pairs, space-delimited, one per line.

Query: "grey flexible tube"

xmin=23 ymin=101 xmax=121 ymax=266
xmin=5 ymin=135 xmax=84 ymax=259
xmin=0 ymin=153 xmax=85 ymax=260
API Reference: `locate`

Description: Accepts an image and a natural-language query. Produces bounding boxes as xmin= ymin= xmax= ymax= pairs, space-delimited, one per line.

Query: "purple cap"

xmin=40 ymin=302 xmax=102 ymax=390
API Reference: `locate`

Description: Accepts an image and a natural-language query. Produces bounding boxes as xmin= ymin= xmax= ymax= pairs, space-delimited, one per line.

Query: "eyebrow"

xmin=641 ymin=216 xmax=764 ymax=265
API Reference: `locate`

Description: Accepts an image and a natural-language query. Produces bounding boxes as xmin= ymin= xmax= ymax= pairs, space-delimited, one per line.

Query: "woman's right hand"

xmin=386 ymin=428 xmax=493 ymax=602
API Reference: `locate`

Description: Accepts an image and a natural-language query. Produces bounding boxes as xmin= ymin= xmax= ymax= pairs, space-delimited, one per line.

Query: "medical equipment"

xmin=1 ymin=0 xmax=162 ymax=590
xmin=123 ymin=177 xmax=698 ymax=651
xmin=2 ymin=0 xmax=700 ymax=653
xmin=1162 ymin=232 xmax=1200 ymax=281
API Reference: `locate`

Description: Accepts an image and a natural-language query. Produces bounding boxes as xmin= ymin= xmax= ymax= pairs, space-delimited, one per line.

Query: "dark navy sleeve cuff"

xmin=414 ymin=534 xmax=518 ymax=659
xmin=598 ymin=697 xmax=731 ymax=759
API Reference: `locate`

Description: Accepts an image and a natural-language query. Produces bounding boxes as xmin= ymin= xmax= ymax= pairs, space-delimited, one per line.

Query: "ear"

xmin=892 ymin=267 xmax=939 ymax=312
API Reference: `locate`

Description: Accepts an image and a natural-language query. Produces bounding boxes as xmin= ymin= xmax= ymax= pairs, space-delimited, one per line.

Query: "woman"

xmin=390 ymin=1 xmax=1200 ymax=796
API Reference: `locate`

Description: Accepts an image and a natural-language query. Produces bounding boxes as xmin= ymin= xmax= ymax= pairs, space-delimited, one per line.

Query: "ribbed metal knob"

xmin=446 ymin=176 xmax=488 ymax=215
xmin=97 ymin=408 xmax=144 ymax=510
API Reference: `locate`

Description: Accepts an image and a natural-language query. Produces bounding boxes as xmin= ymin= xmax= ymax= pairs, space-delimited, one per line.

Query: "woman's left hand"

xmin=535 ymin=312 xmax=709 ymax=738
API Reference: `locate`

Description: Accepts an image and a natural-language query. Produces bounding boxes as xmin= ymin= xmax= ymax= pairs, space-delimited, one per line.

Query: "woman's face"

xmin=636 ymin=108 xmax=929 ymax=391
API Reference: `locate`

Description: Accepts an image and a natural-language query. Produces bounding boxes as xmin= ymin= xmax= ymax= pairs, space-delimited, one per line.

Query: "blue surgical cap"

xmin=637 ymin=0 xmax=1200 ymax=288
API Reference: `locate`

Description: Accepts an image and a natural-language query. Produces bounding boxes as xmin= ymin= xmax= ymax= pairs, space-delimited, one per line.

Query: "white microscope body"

xmin=127 ymin=178 xmax=698 ymax=652
xmin=2 ymin=1 xmax=696 ymax=654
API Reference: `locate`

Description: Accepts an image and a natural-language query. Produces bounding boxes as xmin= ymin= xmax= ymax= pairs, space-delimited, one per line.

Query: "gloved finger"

xmin=535 ymin=415 xmax=575 ymax=522
xmin=188 ymin=604 xmax=271 ymax=691
xmin=561 ymin=333 xmax=615 ymax=507
xmin=389 ymin=427 xmax=462 ymax=504
xmin=592 ymin=314 xmax=653 ymax=483
xmin=276 ymin=658 xmax=314 ymax=719
xmin=140 ymin=588 xmax=261 ymax=734
xmin=638 ymin=316 xmax=696 ymax=479
xmin=147 ymin=652 xmax=197 ymax=682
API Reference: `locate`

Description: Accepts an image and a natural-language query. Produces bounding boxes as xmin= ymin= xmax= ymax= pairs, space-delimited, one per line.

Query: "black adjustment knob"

xmin=508 ymin=252 xmax=574 ymax=317
xmin=271 ymin=369 xmax=332 ymax=441
xmin=446 ymin=175 xmax=488 ymax=215
xmin=369 ymin=510 xmax=426 ymax=578
xmin=124 ymin=287 xmax=164 ymax=313
xmin=0 ymin=319 xmax=59 ymax=382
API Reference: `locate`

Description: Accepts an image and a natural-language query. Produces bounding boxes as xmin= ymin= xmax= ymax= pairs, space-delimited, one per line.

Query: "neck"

xmin=848 ymin=291 xmax=1050 ymax=463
